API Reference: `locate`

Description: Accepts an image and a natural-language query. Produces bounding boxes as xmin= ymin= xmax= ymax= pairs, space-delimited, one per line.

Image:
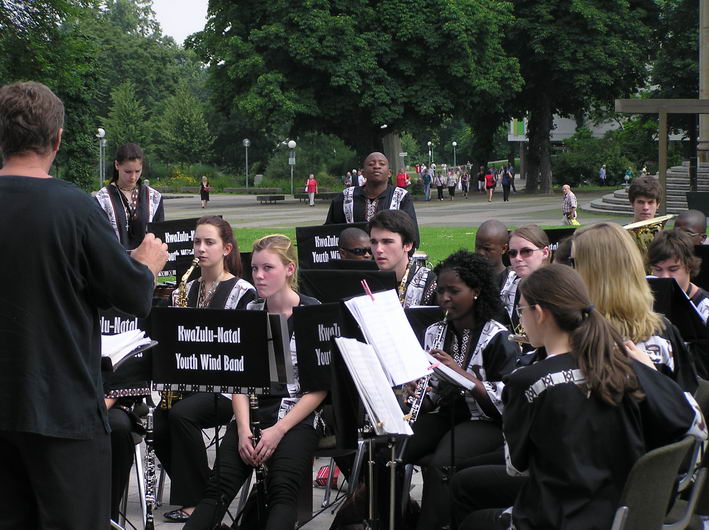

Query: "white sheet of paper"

xmin=102 ymin=330 xmax=151 ymax=367
xmin=344 ymin=289 xmax=429 ymax=385
xmin=425 ymin=352 xmax=475 ymax=391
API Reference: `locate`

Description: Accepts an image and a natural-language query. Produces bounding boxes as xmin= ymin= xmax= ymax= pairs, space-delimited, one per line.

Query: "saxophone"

xmin=404 ymin=311 xmax=448 ymax=424
xmin=160 ymin=257 xmax=199 ymax=410
xmin=249 ymin=392 xmax=268 ymax=523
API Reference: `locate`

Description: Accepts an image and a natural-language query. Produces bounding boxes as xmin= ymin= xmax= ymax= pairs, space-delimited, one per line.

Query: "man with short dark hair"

xmin=326 ymin=151 xmax=419 ymax=245
xmin=628 ymin=175 xmax=662 ymax=222
xmin=475 ymin=220 xmax=510 ymax=288
xmin=368 ymin=209 xmax=435 ymax=307
xmin=338 ymin=227 xmax=372 ymax=260
xmin=0 ymin=81 xmax=168 ymax=528
xmin=674 ymin=209 xmax=708 ymax=245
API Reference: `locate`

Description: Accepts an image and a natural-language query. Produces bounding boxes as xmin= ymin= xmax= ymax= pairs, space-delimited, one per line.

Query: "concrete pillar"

xmin=699 ymin=0 xmax=709 ymax=161
xmin=659 ymin=110 xmax=668 ymax=215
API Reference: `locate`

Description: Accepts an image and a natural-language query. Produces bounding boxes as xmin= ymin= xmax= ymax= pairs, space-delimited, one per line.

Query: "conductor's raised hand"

xmin=253 ymin=423 xmax=286 ymax=465
xmin=430 ymin=348 xmax=466 ymax=377
xmin=131 ymin=233 xmax=168 ymax=279
xmin=238 ymin=428 xmax=257 ymax=466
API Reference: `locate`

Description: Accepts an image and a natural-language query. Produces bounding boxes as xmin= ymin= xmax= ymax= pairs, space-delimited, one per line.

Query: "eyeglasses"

xmin=340 ymin=246 xmax=372 ymax=256
xmin=515 ymin=304 xmax=536 ymax=318
xmin=507 ymin=247 xmax=542 ymax=259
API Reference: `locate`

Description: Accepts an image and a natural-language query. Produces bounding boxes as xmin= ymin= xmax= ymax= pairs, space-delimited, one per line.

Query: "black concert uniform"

xmin=325 ymin=184 xmax=420 ymax=245
xmin=402 ymin=319 xmax=519 ymax=530
xmin=401 ymin=262 xmax=437 ymax=308
xmin=0 ymin=176 xmax=155 ymax=528
xmin=95 ymin=181 xmax=165 ymax=249
xmin=185 ymin=294 xmax=322 ymax=530
xmin=461 ymin=353 xmax=705 ymax=530
xmin=153 ymin=277 xmax=256 ymax=511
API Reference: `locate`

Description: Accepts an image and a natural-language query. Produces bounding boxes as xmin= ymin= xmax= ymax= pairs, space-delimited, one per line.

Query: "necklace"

xmin=197 ymin=274 xmax=224 ymax=308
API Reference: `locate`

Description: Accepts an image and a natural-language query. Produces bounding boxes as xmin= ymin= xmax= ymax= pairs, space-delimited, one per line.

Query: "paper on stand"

xmin=344 ymin=289 xmax=429 ymax=385
xmin=425 ymin=352 xmax=474 ymax=391
xmin=102 ymin=330 xmax=151 ymax=368
xmin=335 ymin=337 xmax=413 ymax=436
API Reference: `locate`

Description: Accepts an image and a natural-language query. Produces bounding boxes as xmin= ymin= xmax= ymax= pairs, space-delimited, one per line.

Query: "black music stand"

xmin=296 ymin=222 xmax=368 ymax=270
xmin=326 ymin=258 xmax=379 ymax=271
xmin=151 ymin=307 xmax=281 ymax=529
xmin=298 ymin=269 xmax=397 ymax=304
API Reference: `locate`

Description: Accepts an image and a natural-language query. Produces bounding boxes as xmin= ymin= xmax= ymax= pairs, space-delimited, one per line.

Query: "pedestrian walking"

xmin=598 ymin=164 xmax=606 ymax=186
xmin=305 ymin=173 xmax=318 ymax=206
xmin=200 ymin=176 xmax=210 ymax=208
xmin=485 ymin=167 xmax=496 ymax=202
xmin=562 ymin=184 xmax=578 ymax=225
xmin=501 ymin=167 xmax=512 ymax=201
xmin=421 ymin=165 xmax=432 ymax=201
xmin=461 ymin=171 xmax=470 ymax=198
xmin=447 ymin=169 xmax=458 ymax=200
xmin=434 ymin=168 xmax=445 ymax=201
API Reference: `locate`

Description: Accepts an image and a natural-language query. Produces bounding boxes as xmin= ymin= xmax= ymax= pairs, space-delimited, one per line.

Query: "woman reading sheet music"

xmin=186 ymin=234 xmax=326 ymax=530
xmin=572 ymin=222 xmax=698 ymax=392
xmin=457 ymin=264 xmax=707 ymax=530
xmin=403 ymin=250 xmax=519 ymax=530
xmin=154 ymin=216 xmax=256 ymax=523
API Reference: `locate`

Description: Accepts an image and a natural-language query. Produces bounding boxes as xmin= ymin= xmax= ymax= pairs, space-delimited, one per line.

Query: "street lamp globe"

xmin=452 ymin=141 xmax=457 ymax=147
xmin=288 ymin=140 xmax=297 ymax=149
xmin=96 ymin=128 xmax=106 ymax=138
xmin=243 ymin=138 xmax=250 ymax=148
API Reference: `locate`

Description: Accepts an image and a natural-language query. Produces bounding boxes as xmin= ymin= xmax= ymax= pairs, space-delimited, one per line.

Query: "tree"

xmin=102 ymin=81 xmax=149 ymax=155
xmin=154 ymin=83 xmax=215 ymax=165
xmin=506 ymin=0 xmax=658 ymax=193
xmin=189 ymin=0 xmax=521 ymax=160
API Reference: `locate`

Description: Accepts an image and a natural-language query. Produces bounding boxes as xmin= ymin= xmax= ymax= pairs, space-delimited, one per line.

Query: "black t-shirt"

xmin=0 ymin=176 xmax=155 ymax=439
xmin=504 ymin=353 xmax=697 ymax=530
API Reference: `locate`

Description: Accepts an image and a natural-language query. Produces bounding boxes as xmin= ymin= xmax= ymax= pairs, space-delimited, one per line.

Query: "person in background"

xmin=628 ymin=175 xmax=662 ymax=222
xmin=674 ymin=209 xmax=708 ymax=245
xmin=474 ymin=220 xmax=510 ymax=289
xmin=305 ymin=173 xmax=318 ymax=207
xmin=421 ymin=164 xmax=432 ymax=201
xmin=460 ymin=170 xmax=470 ymax=198
xmin=200 ymin=175 xmax=210 ymax=209
xmin=434 ymin=168 xmax=446 ymax=201
xmin=95 ymin=142 xmax=165 ymax=250
xmin=447 ymin=169 xmax=458 ymax=200
xmin=338 ymin=227 xmax=373 ymax=260
xmin=501 ymin=167 xmax=512 ymax=202
xmin=561 ymin=184 xmax=577 ymax=225
xmin=485 ymin=167 xmax=496 ymax=203
xmin=396 ymin=167 xmax=410 ymax=188
xmin=599 ymin=164 xmax=607 ymax=186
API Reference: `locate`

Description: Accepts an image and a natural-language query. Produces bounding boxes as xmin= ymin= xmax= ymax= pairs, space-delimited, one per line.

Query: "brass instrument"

xmin=160 ymin=257 xmax=199 ymax=410
xmin=508 ymin=321 xmax=531 ymax=345
xmin=404 ymin=311 xmax=448 ymax=424
xmin=623 ymin=214 xmax=674 ymax=256
xmin=249 ymin=392 xmax=268 ymax=523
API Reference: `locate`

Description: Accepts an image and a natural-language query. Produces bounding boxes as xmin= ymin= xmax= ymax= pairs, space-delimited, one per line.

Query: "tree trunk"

xmin=525 ymin=95 xmax=554 ymax=194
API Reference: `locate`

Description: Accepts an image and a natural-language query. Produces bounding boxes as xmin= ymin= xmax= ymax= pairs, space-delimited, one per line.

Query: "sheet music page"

xmin=425 ymin=352 xmax=475 ymax=391
xmin=335 ymin=337 xmax=413 ymax=436
xmin=344 ymin=289 xmax=429 ymax=385
xmin=101 ymin=330 xmax=151 ymax=367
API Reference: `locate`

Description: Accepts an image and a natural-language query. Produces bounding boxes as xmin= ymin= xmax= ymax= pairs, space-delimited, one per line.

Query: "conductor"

xmin=0 ymin=82 xmax=168 ymax=528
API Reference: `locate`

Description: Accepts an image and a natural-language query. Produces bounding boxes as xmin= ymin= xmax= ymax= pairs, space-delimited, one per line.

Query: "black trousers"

xmin=452 ymin=464 xmax=526 ymax=530
xmin=403 ymin=412 xmax=504 ymax=530
xmin=0 ymin=429 xmax=111 ymax=529
xmin=502 ymin=184 xmax=511 ymax=201
xmin=153 ymin=393 xmax=234 ymax=507
xmin=109 ymin=407 xmax=136 ymax=521
xmin=185 ymin=419 xmax=319 ymax=530
xmin=437 ymin=185 xmax=445 ymax=199
xmin=448 ymin=186 xmax=456 ymax=198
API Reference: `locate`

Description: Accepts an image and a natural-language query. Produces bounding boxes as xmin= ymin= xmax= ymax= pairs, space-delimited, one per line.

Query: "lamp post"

xmin=96 ymin=128 xmax=106 ymax=190
xmin=452 ymin=141 xmax=457 ymax=167
xmin=288 ymin=140 xmax=297 ymax=196
xmin=242 ymin=138 xmax=250 ymax=188
xmin=427 ymin=141 xmax=433 ymax=166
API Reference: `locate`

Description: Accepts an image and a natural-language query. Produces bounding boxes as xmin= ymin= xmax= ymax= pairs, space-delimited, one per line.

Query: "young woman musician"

xmin=458 ymin=264 xmax=706 ymax=530
xmin=572 ymin=222 xmax=698 ymax=392
xmin=95 ymin=143 xmax=164 ymax=249
xmin=403 ymin=250 xmax=520 ymax=530
xmin=154 ymin=216 xmax=256 ymax=522
xmin=185 ymin=234 xmax=326 ymax=530
xmin=500 ymin=225 xmax=550 ymax=331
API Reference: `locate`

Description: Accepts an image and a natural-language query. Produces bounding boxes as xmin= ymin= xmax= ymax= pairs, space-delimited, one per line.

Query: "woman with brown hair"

xmin=572 ymin=222 xmax=698 ymax=391
xmin=457 ymin=264 xmax=706 ymax=530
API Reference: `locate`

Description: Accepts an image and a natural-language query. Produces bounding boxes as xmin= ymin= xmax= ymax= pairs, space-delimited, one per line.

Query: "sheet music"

xmin=102 ymin=330 xmax=152 ymax=369
xmin=344 ymin=289 xmax=430 ymax=385
xmin=335 ymin=337 xmax=413 ymax=436
xmin=425 ymin=352 xmax=475 ymax=391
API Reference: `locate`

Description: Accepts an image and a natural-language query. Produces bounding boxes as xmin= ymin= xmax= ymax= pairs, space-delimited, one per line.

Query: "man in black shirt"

xmin=326 ymin=151 xmax=420 ymax=246
xmin=0 ymin=81 xmax=168 ymax=528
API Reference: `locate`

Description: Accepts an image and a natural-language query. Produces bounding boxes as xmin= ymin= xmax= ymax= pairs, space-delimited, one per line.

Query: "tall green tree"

xmin=154 ymin=83 xmax=214 ymax=165
xmin=189 ymin=0 xmax=521 ymax=160
xmin=507 ymin=0 xmax=658 ymax=193
xmin=102 ymin=81 xmax=149 ymax=154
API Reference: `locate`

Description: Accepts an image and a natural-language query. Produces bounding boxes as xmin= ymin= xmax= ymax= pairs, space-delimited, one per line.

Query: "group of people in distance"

xmin=2 ymin=80 xmax=709 ymax=530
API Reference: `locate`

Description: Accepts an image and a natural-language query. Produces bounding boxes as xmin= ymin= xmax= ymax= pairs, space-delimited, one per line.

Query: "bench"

xmin=256 ymin=195 xmax=285 ymax=204
xmin=224 ymin=187 xmax=282 ymax=194
xmin=294 ymin=191 xmax=340 ymax=203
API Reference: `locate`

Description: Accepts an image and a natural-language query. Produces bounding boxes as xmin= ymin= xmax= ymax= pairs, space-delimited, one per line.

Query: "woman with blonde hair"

xmin=572 ymin=222 xmax=698 ymax=391
xmin=186 ymin=234 xmax=325 ymax=529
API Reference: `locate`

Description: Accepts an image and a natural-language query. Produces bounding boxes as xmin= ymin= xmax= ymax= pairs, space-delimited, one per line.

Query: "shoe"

xmin=164 ymin=508 xmax=192 ymax=522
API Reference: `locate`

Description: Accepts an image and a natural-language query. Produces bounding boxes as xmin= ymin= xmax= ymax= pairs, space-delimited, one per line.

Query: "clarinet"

xmin=144 ymin=406 xmax=157 ymax=530
xmin=249 ymin=392 xmax=268 ymax=523
xmin=405 ymin=311 xmax=448 ymax=424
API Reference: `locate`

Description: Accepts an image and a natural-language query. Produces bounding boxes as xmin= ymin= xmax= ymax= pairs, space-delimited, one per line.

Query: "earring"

xmin=474 ymin=296 xmax=478 ymax=300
